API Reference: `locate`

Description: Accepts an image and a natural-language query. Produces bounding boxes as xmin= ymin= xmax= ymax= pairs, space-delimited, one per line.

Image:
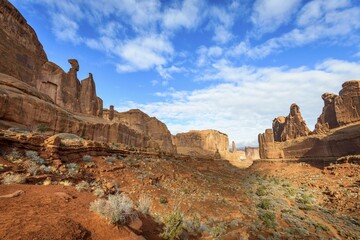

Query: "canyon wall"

xmin=0 ymin=1 xmax=176 ymax=154
xmin=172 ymin=129 xmax=247 ymax=162
xmin=103 ymin=109 xmax=176 ymax=154
xmin=259 ymin=80 xmax=360 ymax=159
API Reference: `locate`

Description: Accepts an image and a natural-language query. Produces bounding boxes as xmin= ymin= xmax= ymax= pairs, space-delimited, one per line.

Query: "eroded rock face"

xmin=103 ymin=108 xmax=176 ymax=153
xmin=335 ymin=80 xmax=360 ymax=126
xmin=80 ymin=73 xmax=102 ymax=116
xmin=258 ymin=129 xmax=283 ymax=159
xmin=314 ymin=93 xmax=339 ymax=134
xmin=0 ymin=74 xmax=175 ymax=153
xmin=259 ymin=80 xmax=360 ymax=159
xmin=173 ymin=129 xmax=231 ymax=159
xmin=276 ymin=104 xmax=310 ymax=141
xmin=245 ymin=147 xmax=260 ymax=160
xmin=0 ymin=1 xmax=176 ymax=154
xmin=231 ymin=141 xmax=237 ymax=153
xmin=314 ymin=80 xmax=360 ymax=134
xmin=272 ymin=116 xmax=285 ymax=142
xmin=0 ymin=0 xmax=47 ymax=86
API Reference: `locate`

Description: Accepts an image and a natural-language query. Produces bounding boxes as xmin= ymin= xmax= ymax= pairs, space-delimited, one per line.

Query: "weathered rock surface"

xmin=272 ymin=116 xmax=285 ymax=142
xmin=173 ymin=130 xmax=229 ymax=159
xmin=0 ymin=0 xmax=47 ymax=86
xmin=314 ymin=93 xmax=339 ymax=134
xmin=315 ymin=81 xmax=360 ymax=134
xmin=279 ymin=104 xmax=310 ymax=141
xmin=0 ymin=73 xmax=174 ymax=153
xmin=259 ymin=80 xmax=360 ymax=159
xmin=103 ymin=109 xmax=176 ymax=154
xmin=0 ymin=1 xmax=177 ymax=154
xmin=336 ymin=80 xmax=360 ymax=125
xmin=245 ymin=147 xmax=260 ymax=160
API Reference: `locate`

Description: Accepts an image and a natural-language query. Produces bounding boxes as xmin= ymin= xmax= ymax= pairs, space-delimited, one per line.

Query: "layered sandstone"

xmin=172 ymin=129 xmax=246 ymax=162
xmin=0 ymin=73 xmax=176 ymax=153
xmin=315 ymin=80 xmax=360 ymax=133
xmin=277 ymin=104 xmax=310 ymax=141
xmin=259 ymin=80 xmax=360 ymax=159
xmin=103 ymin=109 xmax=176 ymax=154
xmin=0 ymin=0 xmax=47 ymax=86
xmin=0 ymin=1 xmax=176 ymax=154
xmin=173 ymin=130 xmax=229 ymax=158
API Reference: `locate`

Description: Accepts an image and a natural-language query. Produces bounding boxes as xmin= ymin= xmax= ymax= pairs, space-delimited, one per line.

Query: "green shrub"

xmin=257 ymin=198 xmax=272 ymax=210
xmin=296 ymin=192 xmax=313 ymax=205
xmin=90 ymin=193 xmax=136 ymax=225
xmin=259 ymin=211 xmax=277 ymax=229
xmin=256 ymin=185 xmax=267 ymax=196
xmin=36 ymin=124 xmax=50 ymax=133
xmin=160 ymin=210 xmax=183 ymax=240
xmin=159 ymin=195 xmax=168 ymax=204
xmin=209 ymin=223 xmax=227 ymax=239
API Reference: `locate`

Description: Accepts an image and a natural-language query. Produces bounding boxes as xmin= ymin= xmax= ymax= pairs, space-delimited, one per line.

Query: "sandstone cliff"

xmin=0 ymin=1 xmax=176 ymax=154
xmin=259 ymin=80 xmax=360 ymax=159
xmin=172 ymin=129 xmax=247 ymax=162
xmin=0 ymin=0 xmax=47 ymax=86
xmin=315 ymin=80 xmax=360 ymax=133
xmin=173 ymin=130 xmax=229 ymax=158
xmin=103 ymin=108 xmax=176 ymax=154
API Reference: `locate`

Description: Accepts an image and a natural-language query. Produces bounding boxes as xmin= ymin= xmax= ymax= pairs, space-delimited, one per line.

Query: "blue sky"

xmin=10 ymin=0 xmax=360 ymax=147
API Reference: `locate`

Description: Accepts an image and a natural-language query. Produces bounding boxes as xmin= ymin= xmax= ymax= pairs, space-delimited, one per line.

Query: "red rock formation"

xmin=0 ymin=73 xmax=177 ymax=152
xmin=272 ymin=104 xmax=310 ymax=142
xmin=259 ymin=80 xmax=360 ymax=159
xmin=173 ymin=130 xmax=229 ymax=158
xmin=80 ymin=73 xmax=102 ymax=117
xmin=0 ymin=0 xmax=48 ymax=86
xmin=314 ymin=80 xmax=360 ymax=134
xmin=231 ymin=141 xmax=237 ymax=152
xmin=314 ymin=93 xmax=339 ymax=134
xmin=272 ymin=116 xmax=285 ymax=142
xmin=0 ymin=1 xmax=177 ymax=154
xmin=109 ymin=105 xmax=115 ymax=121
xmin=258 ymin=129 xmax=283 ymax=159
xmin=103 ymin=109 xmax=176 ymax=153
xmin=281 ymin=104 xmax=310 ymax=141
xmin=335 ymin=80 xmax=360 ymax=126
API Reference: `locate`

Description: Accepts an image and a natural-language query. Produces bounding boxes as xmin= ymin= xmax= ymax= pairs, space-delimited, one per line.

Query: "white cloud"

xmin=115 ymin=35 xmax=174 ymax=72
xmin=251 ymin=0 xmax=302 ymax=35
xmin=234 ymin=4 xmax=360 ymax=59
xmin=162 ymin=0 xmax=204 ymax=30
xmin=118 ymin=59 xmax=360 ymax=147
xmin=51 ymin=14 xmax=82 ymax=44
